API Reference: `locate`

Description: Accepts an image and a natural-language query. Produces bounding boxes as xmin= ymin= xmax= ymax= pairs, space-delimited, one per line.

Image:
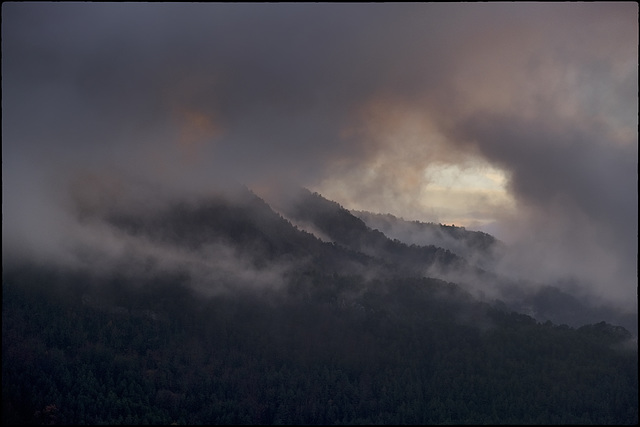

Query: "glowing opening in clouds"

xmin=419 ymin=162 xmax=515 ymax=228
xmin=313 ymin=98 xmax=516 ymax=232
xmin=313 ymin=158 xmax=515 ymax=232
xmin=423 ymin=163 xmax=507 ymax=191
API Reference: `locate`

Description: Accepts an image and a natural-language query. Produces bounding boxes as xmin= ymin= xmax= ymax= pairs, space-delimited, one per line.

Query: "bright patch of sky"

xmin=423 ymin=162 xmax=508 ymax=193
xmin=417 ymin=162 xmax=515 ymax=229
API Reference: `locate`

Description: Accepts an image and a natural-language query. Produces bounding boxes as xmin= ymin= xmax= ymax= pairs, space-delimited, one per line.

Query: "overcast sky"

xmin=2 ymin=3 xmax=637 ymax=311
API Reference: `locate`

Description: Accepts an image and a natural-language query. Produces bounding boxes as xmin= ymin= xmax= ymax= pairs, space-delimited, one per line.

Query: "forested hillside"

xmin=277 ymin=189 xmax=638 ymax=335
xmin=2 ymin=188 xmax=638 ymax=425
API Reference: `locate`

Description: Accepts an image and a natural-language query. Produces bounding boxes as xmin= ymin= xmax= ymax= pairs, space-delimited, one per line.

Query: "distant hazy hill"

xmin=351 ymin=209 xmax=503 ymax=270
xmin=348 ymin=207 xmax=638 ymax=336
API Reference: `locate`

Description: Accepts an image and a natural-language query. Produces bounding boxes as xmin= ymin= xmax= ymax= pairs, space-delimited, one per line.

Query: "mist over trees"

xmin=2 ymin=185 xmax=638 ymax=425
xmin=3 ymin=3 xmax=636 ymax=424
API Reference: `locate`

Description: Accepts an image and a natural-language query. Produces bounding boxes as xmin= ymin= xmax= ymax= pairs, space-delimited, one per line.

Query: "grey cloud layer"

xmin=3 ymin=3 xmax=637 ymax=310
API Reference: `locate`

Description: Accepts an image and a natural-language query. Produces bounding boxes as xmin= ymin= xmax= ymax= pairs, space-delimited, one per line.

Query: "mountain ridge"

xmin=60 ymin=183 xmax=639 ymax=335
xmin=2 ymin=183 xmax=637 ymax=424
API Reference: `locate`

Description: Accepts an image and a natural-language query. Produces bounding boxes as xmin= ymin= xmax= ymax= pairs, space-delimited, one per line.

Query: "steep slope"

xmin=276 ymin=188 xmax=474 ymax=278
xmin=74 ymin=185 xmax=389 ymax=289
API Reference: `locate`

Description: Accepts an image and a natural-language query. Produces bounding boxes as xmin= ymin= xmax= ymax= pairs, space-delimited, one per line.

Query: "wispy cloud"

xmin=2 ymin=3 xmax=637 ymax=312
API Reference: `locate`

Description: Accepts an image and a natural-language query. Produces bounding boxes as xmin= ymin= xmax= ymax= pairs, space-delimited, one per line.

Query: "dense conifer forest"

xmin=2 ymin=189 xmax=637 ymax=425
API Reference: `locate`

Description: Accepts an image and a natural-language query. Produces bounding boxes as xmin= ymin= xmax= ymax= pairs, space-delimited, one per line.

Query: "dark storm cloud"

xmin=2 ymin=3 xmax=637 ymax=310
xmin=455 ymin=113 xmax=637 ymax=238
xmin=2 ymin=2 xmax=457 ymax=254
xmin=447 ymin=111 xmax=638 ymax=309
xmin=1 ymin=3 xmax=472 ymax=181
